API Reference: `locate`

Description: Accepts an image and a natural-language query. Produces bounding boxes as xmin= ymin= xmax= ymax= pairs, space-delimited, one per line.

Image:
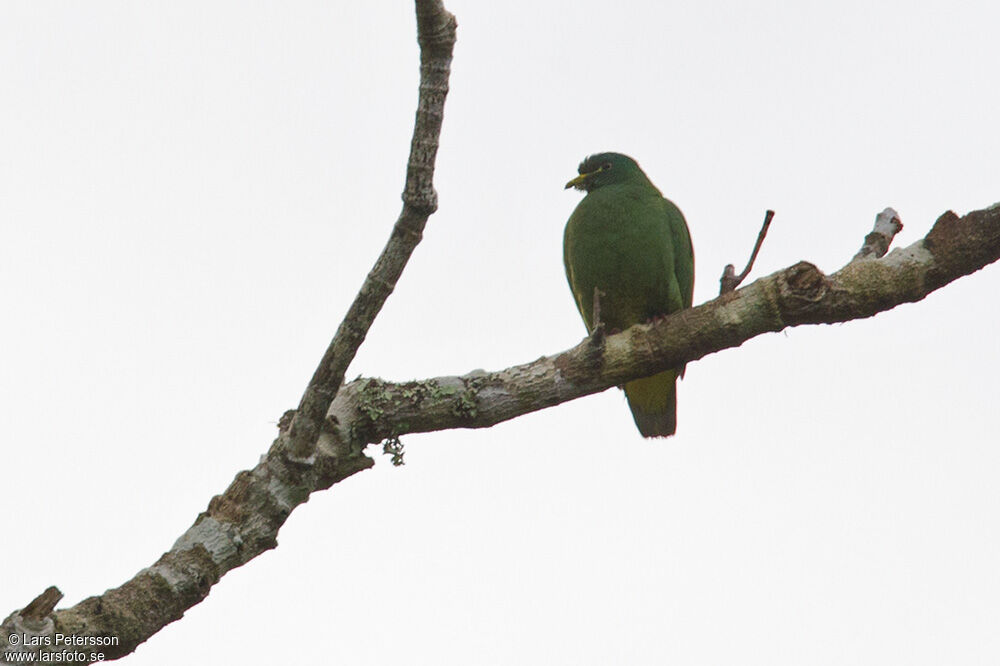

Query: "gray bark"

xmin=3 ymin=0 xmax=999 ymax=660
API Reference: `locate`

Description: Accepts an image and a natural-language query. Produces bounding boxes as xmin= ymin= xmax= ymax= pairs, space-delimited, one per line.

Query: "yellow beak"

xmin=564 ymin=173 xmax=589 ymax=190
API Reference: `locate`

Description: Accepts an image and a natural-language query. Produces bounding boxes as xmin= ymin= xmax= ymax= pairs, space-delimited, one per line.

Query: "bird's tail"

xmin=624 ymin=369 xmax=678 ymax=438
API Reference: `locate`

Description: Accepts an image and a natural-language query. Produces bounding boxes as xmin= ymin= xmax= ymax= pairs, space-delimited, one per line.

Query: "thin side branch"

xmin=19 ymin=588 xmax=62 ymax=625
xmin=720 ymin=209 xmax=774 ymax=294
xmin=853 ymin=207 xmax=903 ymax=261
xmin=283 ymin=0 xmax=457 ymax=459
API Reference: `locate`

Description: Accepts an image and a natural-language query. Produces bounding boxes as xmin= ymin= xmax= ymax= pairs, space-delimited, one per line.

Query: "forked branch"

xmin=282 ymin=0 xmax=457 ymax=460
xmin=4 ymin=2 xmax=999 ymax=661
xmin=719 ymin=209 xmax=774 ymax=294
xmin=2 ymin=1 xmax=457 ymax=662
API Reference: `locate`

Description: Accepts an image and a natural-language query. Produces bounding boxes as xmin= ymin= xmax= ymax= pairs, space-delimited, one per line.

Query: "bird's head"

xmin=564 ymin=152 xmax=650 ymax=192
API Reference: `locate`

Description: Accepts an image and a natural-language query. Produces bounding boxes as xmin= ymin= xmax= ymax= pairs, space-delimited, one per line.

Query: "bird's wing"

xmin=563 ymin=216 xmax=592 ymax=331
xmin=663 ymin=198 xmax=694 ymax=309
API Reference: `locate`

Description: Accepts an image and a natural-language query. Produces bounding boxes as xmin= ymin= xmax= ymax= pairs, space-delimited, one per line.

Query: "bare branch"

xmin=1 ymin=2 xmax=457 ymax=662
xmin=4 ymin=0 xmax=998 ymax=657
xmin=332 ymin=204 xmax=1000 ymax=445
xmin=853 ymin=207 xmax=903 ymax=261
xmin=4 ymin=196 xmax=997 ymax=661
xmin=283 ymin=0 xmax=457 ymax=460
xmin=720 ymin=209 xmax=774 ymax=294
xmin=18 ymin=587 xmax=62 ymax=625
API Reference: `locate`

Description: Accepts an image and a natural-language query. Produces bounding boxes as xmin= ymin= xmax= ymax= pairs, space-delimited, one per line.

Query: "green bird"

xmin=563 ymin=152 xmax=694 ymax=438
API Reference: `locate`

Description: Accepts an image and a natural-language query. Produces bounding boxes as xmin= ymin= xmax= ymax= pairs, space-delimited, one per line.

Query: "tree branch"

xmin=331 ymin=204 xmax=1000 ymax=445
xmin=282 ymin=0 xmax=457 ymax=460
xmin=719 ymin=209 xmax=774 ymax=294
xmin=4 ymin=197 xmax=997 ymax=662
xmin=1 ymin=1 xmax=457 ymax=662
xmin=853 ymin=207 xmax=903 ymax=261
xmin=4 ymin=3 xmax=999 ymax=660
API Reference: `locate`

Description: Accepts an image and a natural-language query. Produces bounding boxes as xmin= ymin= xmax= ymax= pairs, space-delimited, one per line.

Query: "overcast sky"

xmin=2 ymin=2 xmax=999 ymax=664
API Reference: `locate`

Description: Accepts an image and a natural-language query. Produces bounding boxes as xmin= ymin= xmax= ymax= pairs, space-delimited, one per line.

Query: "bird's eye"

xmin=602 ymin=162 xmax=612 ymax=170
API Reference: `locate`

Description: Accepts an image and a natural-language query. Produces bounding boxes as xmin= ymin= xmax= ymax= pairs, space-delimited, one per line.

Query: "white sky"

xmin=2 ymin=1 xmax=999 ymax=664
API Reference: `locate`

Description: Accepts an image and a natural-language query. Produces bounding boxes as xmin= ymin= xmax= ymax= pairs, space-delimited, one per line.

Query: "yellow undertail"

xmin=624 ymin=369 xmax=678 ymax=438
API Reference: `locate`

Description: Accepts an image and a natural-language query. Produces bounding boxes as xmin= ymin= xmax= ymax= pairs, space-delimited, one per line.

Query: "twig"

xmin=283 ymin=0 xmax=457 ymax=459
xmin=720 ymin=210 xmax=774 ymax=294
xmin=7 ymin=587 xmax=62 ymax=650
xmin=19 ymin=587 xmax=62 ymax=624
xmin=852 ymin=207 xmax=903 ymax=261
